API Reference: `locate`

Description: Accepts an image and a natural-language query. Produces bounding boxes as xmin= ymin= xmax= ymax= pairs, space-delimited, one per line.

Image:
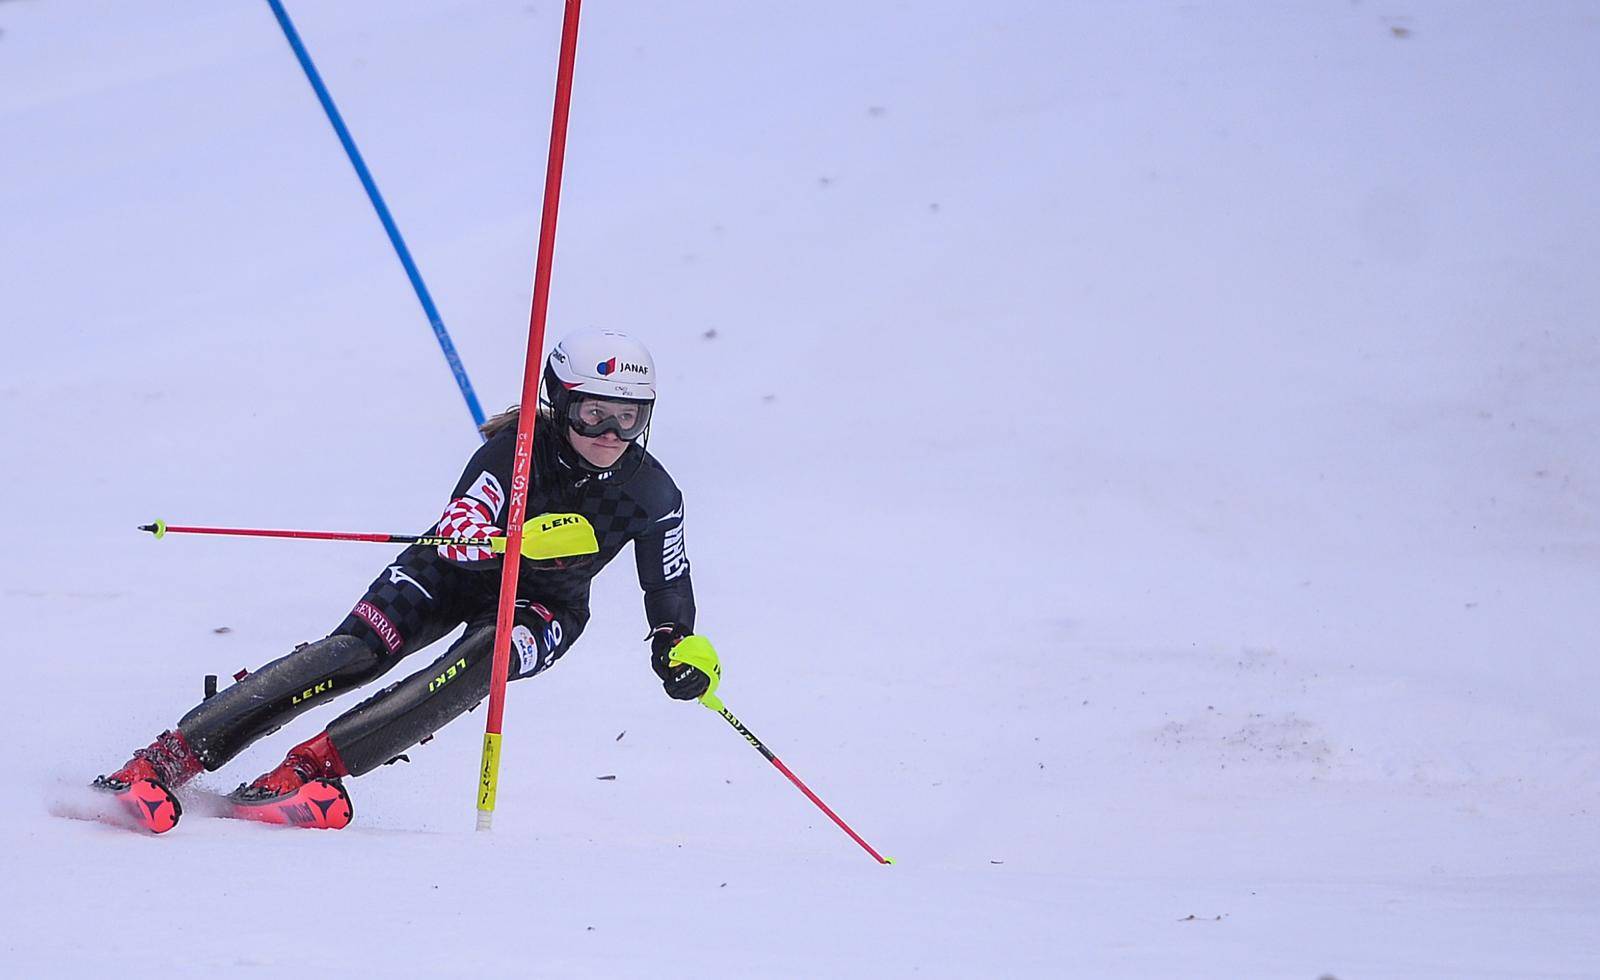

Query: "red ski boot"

xmin=93 ymin=730 xmax=204 ymax=833
xmin=229 ymin=731 xmax=353 ymax=829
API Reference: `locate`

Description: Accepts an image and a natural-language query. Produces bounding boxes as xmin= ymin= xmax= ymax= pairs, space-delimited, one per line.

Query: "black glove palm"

xmin=650 ymin=625 xmax=711 ymax=700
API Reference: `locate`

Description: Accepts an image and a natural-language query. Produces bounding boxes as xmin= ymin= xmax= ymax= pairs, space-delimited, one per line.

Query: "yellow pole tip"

xmin=883 ymin=857 xmax=896 ymax=865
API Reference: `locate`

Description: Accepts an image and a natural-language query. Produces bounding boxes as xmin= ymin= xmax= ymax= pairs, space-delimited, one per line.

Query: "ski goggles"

xmin=566 ymin=396 xmax=652 ymax=441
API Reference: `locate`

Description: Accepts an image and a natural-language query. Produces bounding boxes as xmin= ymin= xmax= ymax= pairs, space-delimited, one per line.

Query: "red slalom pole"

xmin=477 ymin=0 xmax=583 ymax=831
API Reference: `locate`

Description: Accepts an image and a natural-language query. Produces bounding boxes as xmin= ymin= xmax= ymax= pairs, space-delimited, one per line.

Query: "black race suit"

xmin=175 ymin=425 xmax=694 ymax=776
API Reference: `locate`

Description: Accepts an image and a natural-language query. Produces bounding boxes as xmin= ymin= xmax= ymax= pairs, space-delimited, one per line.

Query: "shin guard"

xmin=178 ymin=635 xmax=386 ymax=770
xmin=325 ymin=628 xmax=497 ymax=777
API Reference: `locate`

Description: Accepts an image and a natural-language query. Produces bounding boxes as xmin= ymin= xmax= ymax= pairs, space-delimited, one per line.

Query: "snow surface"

xmin=2 ymin=1 xmax=1597 ymax=976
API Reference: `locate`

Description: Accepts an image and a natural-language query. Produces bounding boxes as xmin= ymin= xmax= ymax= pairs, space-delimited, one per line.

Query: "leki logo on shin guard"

xmin=429 ymin=656 xmax=469 ymax=693
xmin=291 ymin=679 xmax=335 ymax=705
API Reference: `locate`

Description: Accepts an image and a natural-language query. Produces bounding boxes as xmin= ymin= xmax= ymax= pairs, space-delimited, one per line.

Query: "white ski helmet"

xmin=541 ymin=329 xmax=657 ymax=440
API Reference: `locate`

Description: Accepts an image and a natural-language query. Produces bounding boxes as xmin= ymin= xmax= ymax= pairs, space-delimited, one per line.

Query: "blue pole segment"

xmin=264 ymin=0 xmax=488 ymax=433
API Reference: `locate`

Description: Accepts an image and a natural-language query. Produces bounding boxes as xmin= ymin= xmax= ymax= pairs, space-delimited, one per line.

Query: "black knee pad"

xmin=178 ymin=634 xmax=386 ymax=770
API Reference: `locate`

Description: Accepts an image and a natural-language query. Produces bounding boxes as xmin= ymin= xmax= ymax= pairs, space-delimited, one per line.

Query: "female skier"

xmin=96 ymin=329 xmax=715 ymax=831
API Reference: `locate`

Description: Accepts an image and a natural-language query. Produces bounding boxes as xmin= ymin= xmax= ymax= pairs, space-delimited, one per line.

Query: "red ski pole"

xmin=711 ymin=701 xmax=894 ymax=864
xmin=667 ymin=638 xmax=894 ymax=864
xmin=476 ymin=0 xmax=584 ymax=831
xmin=136 ymin=518 xmax=604 ymax=563
xmin=139 ymin=519 xmax=494 ymax=551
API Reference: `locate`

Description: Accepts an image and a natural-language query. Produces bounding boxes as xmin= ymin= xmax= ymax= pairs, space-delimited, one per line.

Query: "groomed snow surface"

xmin=2 ymin=2 xmax=1596 ymax=976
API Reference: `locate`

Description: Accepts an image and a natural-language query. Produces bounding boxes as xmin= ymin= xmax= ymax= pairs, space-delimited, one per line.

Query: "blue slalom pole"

xmin=264 ymin=0 xmax=488 ymax=433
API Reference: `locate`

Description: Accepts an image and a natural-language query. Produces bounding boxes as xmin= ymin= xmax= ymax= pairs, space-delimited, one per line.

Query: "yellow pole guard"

xmin=488 ymin=513 xmax=600 ymax=560
xmin=667 ymin=634 xmax=724 ymax=711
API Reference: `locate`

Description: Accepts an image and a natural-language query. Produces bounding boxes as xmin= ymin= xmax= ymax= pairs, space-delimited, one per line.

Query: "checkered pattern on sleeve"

xmin=583 ymin=485 xmax=653 ymax=555
xmin=435 ymin=496 xmax=500 ymax=562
